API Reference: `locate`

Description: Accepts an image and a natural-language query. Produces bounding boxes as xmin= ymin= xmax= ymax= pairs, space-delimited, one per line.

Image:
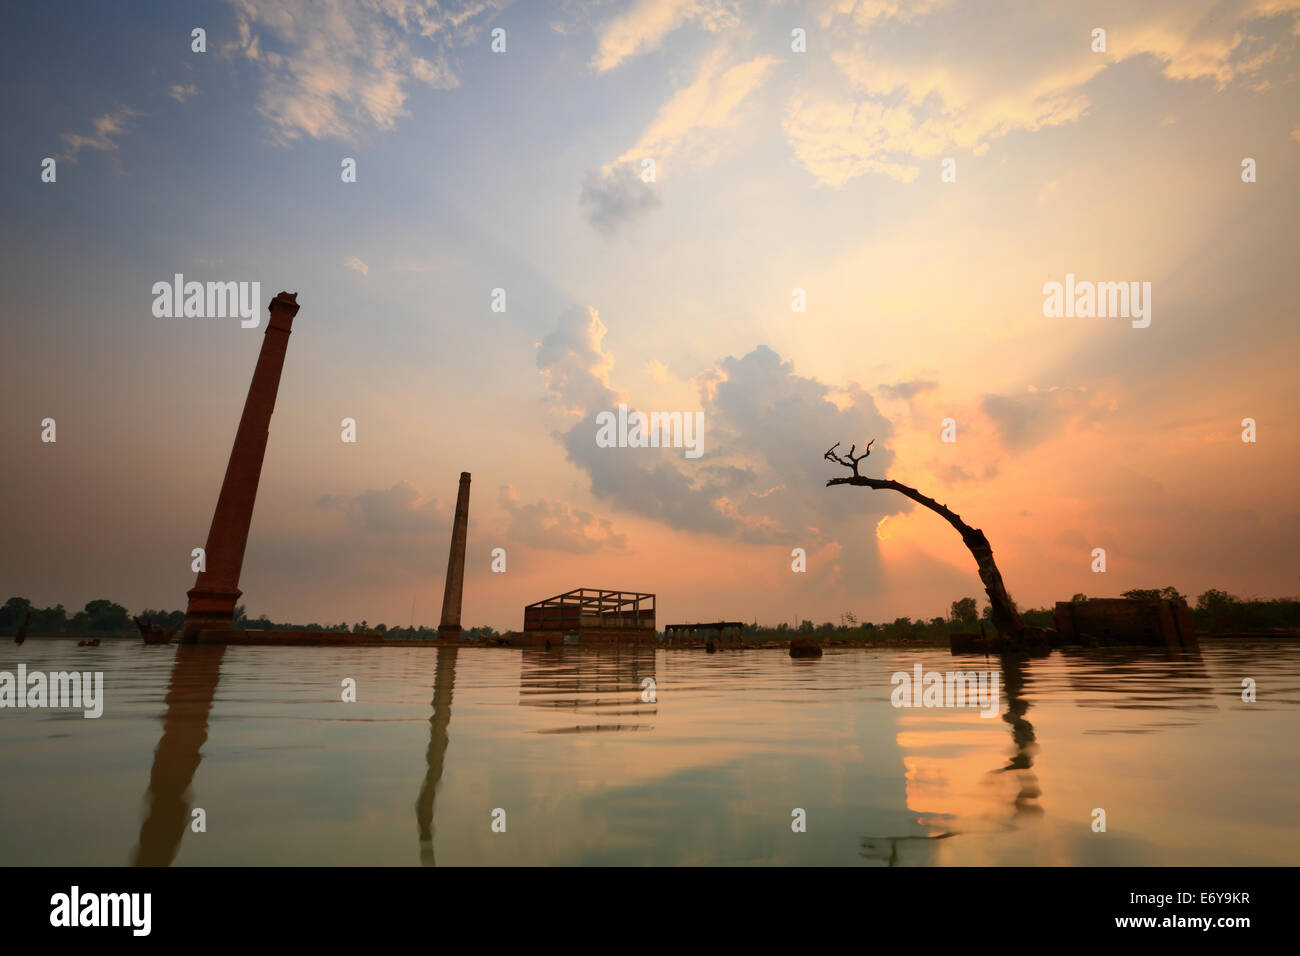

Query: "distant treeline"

xmin=1 ymin=597 xmax=133 ymax=636
xmin=3 ymin=587 xmax=1297 ymax=641
xmin=0 ymin=597 xmax=498 ymax=640
xmin=742 ymin=587 xmax=1300 ymax=644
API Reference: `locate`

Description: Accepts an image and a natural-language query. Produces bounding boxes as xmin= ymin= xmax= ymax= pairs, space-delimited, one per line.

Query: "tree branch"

xmin=823 ymin=439 xmax=1024 ymax=637
xmin=825 ymin=474 xmax=975 ymax=540
xmin=824 ymin=440 xmax=874 ymax=477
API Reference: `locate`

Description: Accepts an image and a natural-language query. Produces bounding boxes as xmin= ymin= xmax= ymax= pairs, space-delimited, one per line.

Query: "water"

xmin=1 ymin=640 xmax=1297 ymax=865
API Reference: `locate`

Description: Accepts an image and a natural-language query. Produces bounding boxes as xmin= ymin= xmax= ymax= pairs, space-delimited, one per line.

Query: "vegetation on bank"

xmin=0 ymin=597 xmax=499 ymax=641
xmin=740 ymin=588 xmax=1300 ymax=645
xmin=3 ymin=587 xmax=1297 ymax=641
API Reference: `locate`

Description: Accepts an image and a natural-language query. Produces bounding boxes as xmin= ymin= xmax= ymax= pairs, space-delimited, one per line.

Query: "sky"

xmin=1 ymin=0 xmax=1298 ymax=632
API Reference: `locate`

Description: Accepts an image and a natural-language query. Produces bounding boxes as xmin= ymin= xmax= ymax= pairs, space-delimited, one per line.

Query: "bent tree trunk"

xmin=824 ymin=443 xmax=1022 ymax=637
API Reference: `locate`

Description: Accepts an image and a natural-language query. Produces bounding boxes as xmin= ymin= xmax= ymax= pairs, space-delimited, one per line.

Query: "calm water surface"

xmin=2 ymin=640 xmax=1297 ymax=865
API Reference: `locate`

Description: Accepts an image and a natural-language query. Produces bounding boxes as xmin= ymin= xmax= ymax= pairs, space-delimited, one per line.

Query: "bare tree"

xmin=824 ymin=441 xmax=1023 ymax=637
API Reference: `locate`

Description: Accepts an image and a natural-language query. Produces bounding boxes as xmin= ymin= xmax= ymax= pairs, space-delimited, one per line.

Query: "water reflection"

xmin=76 ymin=639 xmax=1300 ymax=866
xmin=997 ymin=654 xmax=1043 ymax=815
xmin=1059 ymin=646 xmax=1216 ymax=725
xmin=416 ymin=645 xmax=457 ymax=866
xmin=859 ymin=831 xmax=957 ymax=866
xmin=877 ymin=643 xmax=1256 ymax=865
xmin=518 ymin=646 xmax=657 ymax=734
xmin=863 ymin=652 xmax=1043 ymax=865
xmin=131 ymin=644 xmax=226 ymax=866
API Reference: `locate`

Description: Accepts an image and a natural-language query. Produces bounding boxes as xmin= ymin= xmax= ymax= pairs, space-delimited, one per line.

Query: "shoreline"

xmin=8 ymin=631 xmax=1299 ymax=649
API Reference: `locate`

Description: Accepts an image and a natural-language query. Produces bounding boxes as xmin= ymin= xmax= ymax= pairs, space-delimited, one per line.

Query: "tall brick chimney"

xmin=437 ymin=472 xmax=471 ymax=641
xmin=183 ymin=292 xmax=300 ymax=642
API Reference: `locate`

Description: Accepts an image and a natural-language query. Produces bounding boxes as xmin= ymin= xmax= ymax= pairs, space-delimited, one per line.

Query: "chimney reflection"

xmin=131 ymin=644 xmax=227 ymax=866
xmin=416 ymin=645 xmax=458 ymax=866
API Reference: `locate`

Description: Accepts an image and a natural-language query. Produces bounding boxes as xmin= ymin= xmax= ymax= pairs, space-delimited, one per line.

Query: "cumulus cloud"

xmin=699 ymin=346 xmax=901 ymax=533
xmin=499 ymin=485 xmax=627 ymax=553
xmin=59 ymin=106 xmax=141 ymax=162
xmin=558 ymin=420 xmax=738 ymax=534
xmin=535 ymin=305 xmax=620 ymax=415
xmin=169 ymin=84 xmax=199 ymax=103
xmin=317 ymin=481 xmax=448 ymax=534
xmin=222 ymin=0 xmax=499 ymax=143
xmin=536 ymin=307 xmax=905 ymax=544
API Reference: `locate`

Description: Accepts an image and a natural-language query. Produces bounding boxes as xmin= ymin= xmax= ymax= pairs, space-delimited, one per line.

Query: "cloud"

xmin=878 ymin=379 xmax=937 ymax=401
xmin=169 ymin=84 xmax=199 ymax=103
xmin=786 ymin=0 xmax=1300 ymax=186
xmin=590 ymin=0 xmax=738 ymax=72
xmin=580 ymin=165 xmax=660 ymax=237
xmin=979 ymin=388 xmax=1108 ymax=451
xmin=317 ymin=481 xmax=448 ymax=534
xmin=558 ymin=419 xmax=738 ymax=534
xmin=699 ymin=346 xmax=901 ymax=536
xmin=58 ymin=107 xmax=141 ymax=162
xmin=344 ymin=255 xmax=369 ymax=276
xmin=583 ymin=49 xmax=778 ymax=232
xmin=223 ymin=0 xmax=499 ymax=143
xmin=819 ymin=0 xmax=951 ymax=29
xmin=537 ymin=307 xmax=905 ymax=543
xmin=615 ymin=51 xmax=779 ymax=167
xmin=783 ymin=63 xmax=1093 ymax=185
xmin=499 ymin=485 xmax=627 ymax=553
xmin=1107 ymin=6 xmax=1291 ymax=89
xmin=535 ymin=305 xmax=620 ymax=415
